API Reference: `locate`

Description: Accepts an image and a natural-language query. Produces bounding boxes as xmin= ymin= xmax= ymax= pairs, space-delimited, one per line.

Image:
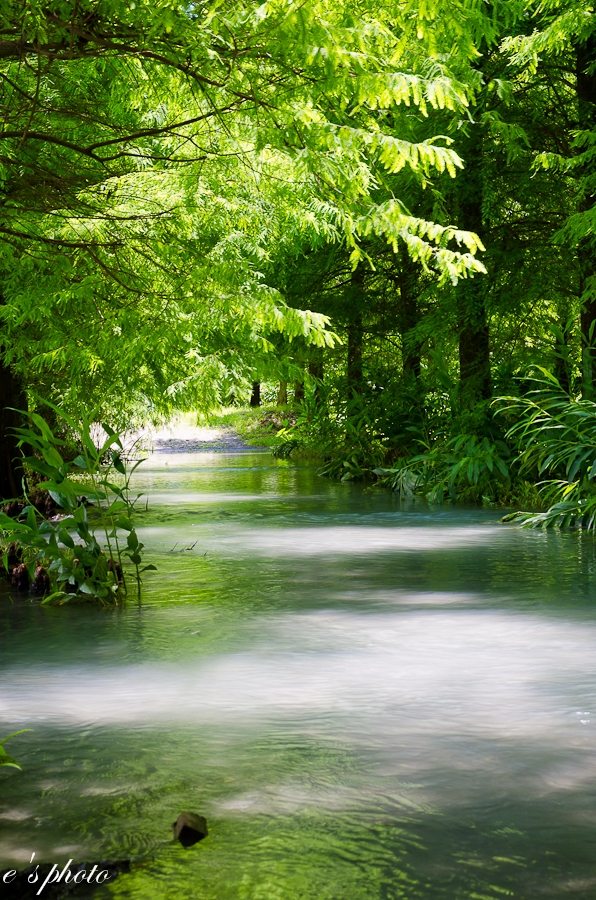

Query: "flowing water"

xmin=2 ymin=449 xmax=596 ymax=898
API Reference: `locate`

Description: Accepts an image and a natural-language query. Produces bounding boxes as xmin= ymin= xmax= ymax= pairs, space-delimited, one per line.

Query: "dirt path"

xmin=130 ymin=419 xmax=261 ymax=453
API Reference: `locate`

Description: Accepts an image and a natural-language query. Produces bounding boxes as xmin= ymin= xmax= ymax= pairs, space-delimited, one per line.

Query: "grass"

xmin=197 ymin=405 xmax=299 ymax=448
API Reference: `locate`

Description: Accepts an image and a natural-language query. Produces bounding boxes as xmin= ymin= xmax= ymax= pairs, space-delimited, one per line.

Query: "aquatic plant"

xmin=0 ymin=730 xmax=30 ymax=770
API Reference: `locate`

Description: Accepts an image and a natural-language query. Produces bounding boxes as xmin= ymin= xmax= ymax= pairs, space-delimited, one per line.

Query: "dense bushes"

xmin=273 ymin=367 xmax=596 ymax=529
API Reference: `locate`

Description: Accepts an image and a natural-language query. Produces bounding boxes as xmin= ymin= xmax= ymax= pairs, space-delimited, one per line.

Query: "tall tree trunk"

xmin=455 ymin=120 xmax=491 ymax=405
xmin=308 ymin=353 xmax=324 ymax=408
xmin=276 ymin=381 xmax=287 ymax=405
xmin=399 ymin=250 xmax=422 ymax=379
xmin=293 ymin=379 xmax=305 ymax=404
xmin=458 ymin=278 xmax=491 ymax=403
xmin=346 ymin=265 xmax=364 ymax=396
xmin=576 ymin=34 xmax=596 ymax=395
xmin=0 ymin=355 xmax=25 ymax=500
xmin=249 ymin=381 xmax=261 ymax=407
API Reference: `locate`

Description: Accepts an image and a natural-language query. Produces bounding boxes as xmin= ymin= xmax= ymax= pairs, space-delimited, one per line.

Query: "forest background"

xmin=2 ymin=0 xmax=596 ymax=531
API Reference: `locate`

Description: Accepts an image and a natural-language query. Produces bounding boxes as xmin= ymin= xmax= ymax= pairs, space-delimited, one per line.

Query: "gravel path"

xmin=130 ymin=420 xmax=261 ymax=453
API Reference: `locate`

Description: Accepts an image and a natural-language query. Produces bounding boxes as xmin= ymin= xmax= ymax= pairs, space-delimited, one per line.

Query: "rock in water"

xmin=172 ymin=812 xmax=208 ymax=847
xmin=11 ymin=564 xmax=29 ymax=592
xmin=31 ymin=566 xmax=51 ymax=595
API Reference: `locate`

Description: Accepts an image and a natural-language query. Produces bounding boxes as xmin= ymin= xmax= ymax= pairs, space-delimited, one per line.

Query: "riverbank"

xmin=130 ymin=419 xmax=261 ymax=453
xmin=130 ymin=406 xmax=299 ymax=454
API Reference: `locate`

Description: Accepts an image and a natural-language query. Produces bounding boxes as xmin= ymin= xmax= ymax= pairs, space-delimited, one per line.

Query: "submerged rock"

xmin=173 ymin=812 xmax=208 ymax=847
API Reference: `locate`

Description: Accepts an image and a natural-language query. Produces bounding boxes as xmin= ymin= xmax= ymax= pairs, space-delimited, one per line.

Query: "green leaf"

xmin=43 ymin=446 xmax=65 ymax=469
xmin=112 ymin=452 xmax=126 ymax=475
xmin=25 ymin=505 xmax=38 ymax=531
xmin=41 ymin=591 xmax=70 ymax=605
xmin=116 ymin=516 xmax=133 ymax=531
xmin=21 ymin=457 xmax=60 ymax=479
xmin=100 ymin=424 xmax=123 ymax=454
xmin=0 ymin=729 xmax=32 ymax=745
xmin=58 ymin=530 xmax=75 ymax=549
xmin=79 ymin=581 xmax=97 ymax=595
xmin=49 ymin=490 xmax=68 ymax=509
xmin=0 ymin=753 xmax=22 ymax=770
xmin=495 ymin=458 xmax=509 ymax=477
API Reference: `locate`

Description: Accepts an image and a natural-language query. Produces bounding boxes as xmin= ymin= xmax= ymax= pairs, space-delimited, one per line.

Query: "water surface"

xmin=2 ymin=450 xmax=596 ymax=898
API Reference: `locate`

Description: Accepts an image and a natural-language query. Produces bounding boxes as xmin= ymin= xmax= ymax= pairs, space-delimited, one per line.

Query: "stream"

xmin=2 ymin=448 xmax=596 ymax=898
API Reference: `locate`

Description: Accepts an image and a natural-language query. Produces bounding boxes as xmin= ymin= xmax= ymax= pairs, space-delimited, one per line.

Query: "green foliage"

xmin=274 ymin=385 xmax=398 ymax=479
xmin=498 ymin=370 xmax=596 ymax=530
xmin=198 ymin=405 xmax=297 ymax=448
xmin=273 ymin=437 xmax=302 ymax=459
xmin=375 ymin=434 xmax=512 ymax=503
xmin=316 ymin=400 xmax=389 ymax=481
xmin=271 ymin=353 xmax=528 ymax=507
xmin=0 ymin=0 xmax=591 ymax=522
xmin=0 ymin=730 xmax=31 ymax=771
xmin=0 ymin=403 xmax=154 ymax=603
xmin=0 ymin=0 xmax=503 ymax=450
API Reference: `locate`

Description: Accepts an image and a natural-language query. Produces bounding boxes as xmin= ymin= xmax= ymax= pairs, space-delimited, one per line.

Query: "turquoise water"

xmin=2 ymin=450 xmax=596 ymax=898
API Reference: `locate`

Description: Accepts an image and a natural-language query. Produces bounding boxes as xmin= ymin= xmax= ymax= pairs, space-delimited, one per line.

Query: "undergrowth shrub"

xmin=374 ymin=434 xmax=513 ymax=503
xmin=272 ymin=360 xmax=596 ymax=519
xmin=0 ymin=402 xmax=154 ymax=604
xmin=498 ymin=369 xmax=596 ymax=530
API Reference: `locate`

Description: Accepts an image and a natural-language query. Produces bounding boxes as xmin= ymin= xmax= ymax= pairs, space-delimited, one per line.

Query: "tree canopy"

xmin=1 ymin=0 xmax=596 ymax=517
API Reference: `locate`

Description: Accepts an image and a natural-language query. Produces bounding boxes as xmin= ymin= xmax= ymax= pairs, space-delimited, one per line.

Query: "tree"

xmin=504 ymin=0 xmax=596 ymax=393
xmin=0 ymin=0 xmax=490 ymax=497
xmin=263 ymin=0 xmax=590 ymax=478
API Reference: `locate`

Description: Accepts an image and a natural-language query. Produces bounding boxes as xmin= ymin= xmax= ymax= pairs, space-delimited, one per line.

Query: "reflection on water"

xmin=2 ymin=450 xmax=596 ymax=898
